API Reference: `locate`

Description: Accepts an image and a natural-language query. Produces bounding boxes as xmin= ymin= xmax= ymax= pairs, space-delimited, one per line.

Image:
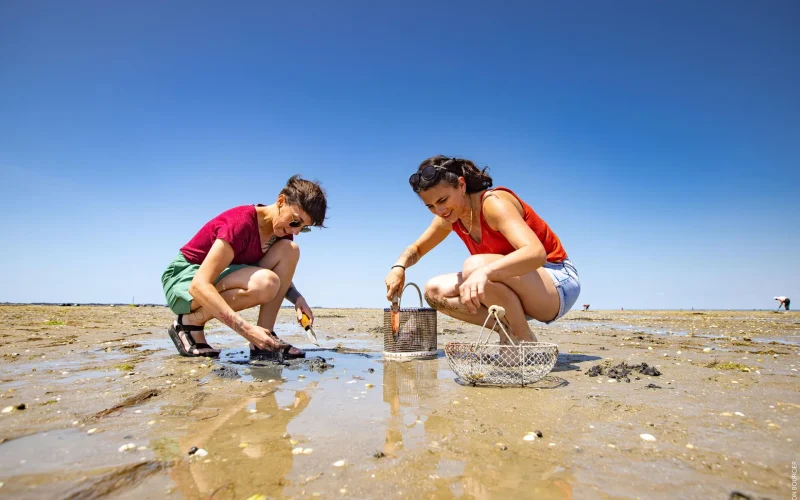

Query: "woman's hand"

xmin=385 ymin=267 xmax=406 ymax=302
xmin=294 ymin=295 xmax=314 ymax=326
xmin=459 ymin=267 xmax=489 ymax=314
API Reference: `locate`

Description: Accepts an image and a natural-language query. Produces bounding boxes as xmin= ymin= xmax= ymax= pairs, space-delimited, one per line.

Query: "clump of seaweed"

xmin=586 ymin=362 xmax=661 ymax=382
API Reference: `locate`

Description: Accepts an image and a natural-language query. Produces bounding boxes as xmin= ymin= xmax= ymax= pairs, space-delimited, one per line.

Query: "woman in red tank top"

xmin=385 ymin=156 xmax=580 ymax=342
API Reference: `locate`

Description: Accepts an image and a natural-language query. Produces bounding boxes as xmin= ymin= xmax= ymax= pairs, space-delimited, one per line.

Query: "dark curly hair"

xmin=409 ymin=155 xmax=493 ymax=194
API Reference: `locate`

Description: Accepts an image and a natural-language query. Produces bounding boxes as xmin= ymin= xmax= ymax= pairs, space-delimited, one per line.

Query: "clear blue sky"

xmin=1 ymin=1 xmax=798 ymax=310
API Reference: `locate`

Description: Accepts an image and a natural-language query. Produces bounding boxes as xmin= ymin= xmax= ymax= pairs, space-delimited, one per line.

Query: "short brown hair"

xmin=281 ymin=175 xmax=328 ymax=227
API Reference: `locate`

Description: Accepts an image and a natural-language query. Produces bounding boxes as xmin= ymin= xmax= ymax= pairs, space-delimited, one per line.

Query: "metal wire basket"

xmin=445 ymin=305 xmax=558 ymax=387
xmin=383 ymin=283 xmax=437 ymax=359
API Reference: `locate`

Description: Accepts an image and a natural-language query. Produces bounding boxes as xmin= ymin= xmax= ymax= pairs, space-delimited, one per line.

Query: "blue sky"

xmin=1 ymin=0 xmax=798 ymax=310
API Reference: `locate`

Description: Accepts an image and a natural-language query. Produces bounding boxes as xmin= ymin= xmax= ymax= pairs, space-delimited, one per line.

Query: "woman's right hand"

xmin=385 ymin=267 xmax=406 ymax=302
xmin=246 ymin=326 xmax=284 ymax=350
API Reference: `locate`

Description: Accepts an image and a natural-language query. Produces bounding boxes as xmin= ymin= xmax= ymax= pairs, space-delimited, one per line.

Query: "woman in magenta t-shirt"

xmin=161 ymin=175 xmax=327 ymax=359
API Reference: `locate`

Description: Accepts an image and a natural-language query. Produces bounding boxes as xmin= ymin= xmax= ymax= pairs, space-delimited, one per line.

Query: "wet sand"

xmin=0 ymin=305 xmax=797 ymax=499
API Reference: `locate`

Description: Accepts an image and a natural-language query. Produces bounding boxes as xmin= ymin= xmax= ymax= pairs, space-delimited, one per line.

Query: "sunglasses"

xmin=408 ymin=160 xmax=459 ymax=189
xmin=289 ymin=219 xmax=312 ymax=233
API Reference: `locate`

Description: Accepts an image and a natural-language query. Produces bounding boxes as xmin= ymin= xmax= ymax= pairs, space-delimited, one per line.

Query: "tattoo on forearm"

xmin=400 ymin=247 xmax=420 ymax=267
xmin=285 ymin=285 xmax=301 ymax=304
xmin=219 ymin=311 xmax=246 ymax=335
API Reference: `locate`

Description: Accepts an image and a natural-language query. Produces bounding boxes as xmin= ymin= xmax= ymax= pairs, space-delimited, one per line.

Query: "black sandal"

xmin=250 ymin=333 xmax=305 ymax=361
xmin=167 ymin=315 xmax=220 ymax=358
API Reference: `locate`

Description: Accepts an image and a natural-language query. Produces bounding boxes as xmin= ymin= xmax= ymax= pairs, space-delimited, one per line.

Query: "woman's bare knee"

xmin=462 ymin=254 xmax=501 ymax=279
xmin=249 ymin=269 xmax=281 ymax=303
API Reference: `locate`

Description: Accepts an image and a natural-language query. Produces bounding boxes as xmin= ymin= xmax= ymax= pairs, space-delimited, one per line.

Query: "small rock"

xmin=686 ymin=444 xmax=695 ymax=449
xmin=118 ymin=443 xmax=136 ymax=452
xmin=365 ymin=383 xmax=374 ymax=389
xmin=534 ymin=430 xmax=543 ymax=438
xmin=640 ymin=434 xmax=656 ymax=442
xmin=15 ymin=404 xmax=26 ymax=410
xmin=292 ymin=447 xmax=303 ymax=455
xmin=188 ymin=447 xmax=199 ymax=455
xmin=703 ymin=348 xmax=712 ymax=352
xmin=523 ymin=434 xmax=536 ymax=441
xmin=368 ymin=368 xmax=375 ymax=373
xmin=374 ymin=451 xmax=386 ymax=458
xmin=87 ymin=428 xmax=98 ymax=435
xmin=333 ymin=459 xmax=346 ymax=467
xmin=734 ymin=412 xmax=745 ymax=417
xmin=496 ymin=443 xmax=508 ymax=451
xmin=720 ymin=412 xmax=733 ymax=417
xmin=194 ymin=448 xmax=208 ymax=457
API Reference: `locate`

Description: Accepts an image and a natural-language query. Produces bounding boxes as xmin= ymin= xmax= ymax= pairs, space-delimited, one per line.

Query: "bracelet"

xmin=391 ymin=265 xmax=405 ymax=270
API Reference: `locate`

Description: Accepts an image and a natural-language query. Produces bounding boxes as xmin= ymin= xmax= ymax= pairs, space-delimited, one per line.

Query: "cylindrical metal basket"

xmin=383 ymin=283 xmax=437 ymax=359
xmin=445 ymin=305 xmax=558 ymax=387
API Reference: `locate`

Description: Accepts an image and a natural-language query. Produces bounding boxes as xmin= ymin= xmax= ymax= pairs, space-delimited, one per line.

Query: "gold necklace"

xmin=466 ymin=195 xmax=474 ymax=235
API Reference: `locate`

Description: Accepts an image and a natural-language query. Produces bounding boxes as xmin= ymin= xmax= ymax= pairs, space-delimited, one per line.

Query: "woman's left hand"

xmin=295 ymin=296 xmax=314 ymax=326
xmin=459 ymin=268 xmax=489 ymax=314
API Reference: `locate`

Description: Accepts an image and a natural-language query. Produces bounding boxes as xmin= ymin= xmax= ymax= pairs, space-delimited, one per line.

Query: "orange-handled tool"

xmin=301 ymin=314 xmax=319 ymax=346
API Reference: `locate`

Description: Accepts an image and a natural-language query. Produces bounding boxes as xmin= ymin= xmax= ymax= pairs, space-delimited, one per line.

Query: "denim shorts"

xmin=541 ymin=259 xmax=581 ymax=323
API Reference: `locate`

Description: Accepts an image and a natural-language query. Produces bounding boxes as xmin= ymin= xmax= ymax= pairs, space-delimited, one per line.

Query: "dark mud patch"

xmin=93 ymin=389 xmax=160 ymax=419
xmin=63 ymin=460 xmax=168 ymax=500
xmin=586 ymin=362 xmax=661 ymax=382
xmin=285 ymin=356 xmax=334 ymax=373
xmin=212 ymin=365 xmax=241 ymax=379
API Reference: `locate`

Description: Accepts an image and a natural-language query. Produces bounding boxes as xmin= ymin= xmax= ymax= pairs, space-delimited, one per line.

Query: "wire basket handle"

xmin=395 ymin=282 xmax=424 ymax=309
xmin=476 ymin=305 xmax=518 ymax=346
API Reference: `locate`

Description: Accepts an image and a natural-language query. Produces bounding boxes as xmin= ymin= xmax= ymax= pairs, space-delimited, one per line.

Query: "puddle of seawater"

xmin=0 ymin=427 xmax=154 ymax=477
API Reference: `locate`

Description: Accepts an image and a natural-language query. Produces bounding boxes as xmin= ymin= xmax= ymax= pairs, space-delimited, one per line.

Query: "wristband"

xmin=391 ymin=265 xmax=405 ymax=270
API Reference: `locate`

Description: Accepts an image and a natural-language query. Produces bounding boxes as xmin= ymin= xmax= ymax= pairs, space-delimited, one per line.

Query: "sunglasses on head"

xmin=408 ymin=159 xmax=460 ymax=189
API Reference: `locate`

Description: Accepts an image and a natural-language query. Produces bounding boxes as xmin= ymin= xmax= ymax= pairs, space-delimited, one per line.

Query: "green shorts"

xmin=161 ymin=253 xmax=253 ymax=315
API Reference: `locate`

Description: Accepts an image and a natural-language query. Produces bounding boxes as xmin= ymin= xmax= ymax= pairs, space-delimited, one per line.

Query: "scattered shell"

xmin=137 ymin=446 xmax=147 ymax=451
xmin=640 ymin=434 xmax=656 ymax=442
xmin=148 ymin=421 xmax=156 ymax=425
xmin=246 ymin=495 xmax=267 ymax=500
xmin=340 ymin=489 xmax=347 ymax=494
xmin=249 ymin=409 xmax=257 ymax=413
xmin=720 ymin=412 xmax=733 ymax=417
xmin=496 ymin=443 xmax=508 ymax=451
xmin=302 ymin=448 xmax=313 ymax=455
xmin=290 ymin=439 xmax=298 ymax=445
xmin=1 ymin=406 xmax=13 ymax=414
xmin=523 ymin=434 xmax=536 ymax=441
xmin=686 ymin=444 xmax=695 ymax=449
xmin=365 ymin=383 xmax=374 ymax=389
xmin=194 ymin=448 xmax=208 ymax=457
xmin=118 ymin=443 xmax=136 ymax=452
xmin=87 ymin=428 xmax=98 ymax=435
xmin=333 ymin=460 xmax=346 ymax=467
xmin=703 ymin=348 xmax=712 ymax=352
xmin=292 ymin=447 xmax=304 ymax=455
xmin=735 ymin=412 xmax=745 ymax=417
xmin=239 ymin=443 xmax=249 ymax=449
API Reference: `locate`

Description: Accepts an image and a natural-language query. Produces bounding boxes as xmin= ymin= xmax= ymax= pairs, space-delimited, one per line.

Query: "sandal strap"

xmin=193 ymin=342 xmax=215 ymax=350
xmin=176 ymin=314 xmax=205 ymax=332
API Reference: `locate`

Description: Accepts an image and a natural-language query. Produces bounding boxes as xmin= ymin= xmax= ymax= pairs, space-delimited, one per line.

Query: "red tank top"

xmin=452 ymin=187 xmax=568 ymax=262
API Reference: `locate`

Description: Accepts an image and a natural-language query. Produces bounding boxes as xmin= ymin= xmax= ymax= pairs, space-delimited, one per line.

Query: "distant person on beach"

xmin=385 ymin=156 xmax=580 ymax=342
xmin=583 ymin=304 xmax=590 ymax=311
xmin=774 ymin=296 xmax=791 ymax=311
xmin=161 ymin=175 xmax=326 ymax=358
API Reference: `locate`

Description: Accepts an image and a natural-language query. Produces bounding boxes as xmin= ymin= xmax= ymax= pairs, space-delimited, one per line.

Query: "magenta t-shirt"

xmin=180 ymin=205 xmax=292 ymax=265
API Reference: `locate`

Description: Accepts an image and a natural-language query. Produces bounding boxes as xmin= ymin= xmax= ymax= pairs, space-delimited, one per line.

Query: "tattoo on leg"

xmin=219 ymin=311 xmax=246 ymax=335
xmin=400 ymin=247 xmax=419 ymax=267
xmin=425 ymin=291 xmax=457 ymax=313
xmin=191 ymin=309 xmax=205 ymax=324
